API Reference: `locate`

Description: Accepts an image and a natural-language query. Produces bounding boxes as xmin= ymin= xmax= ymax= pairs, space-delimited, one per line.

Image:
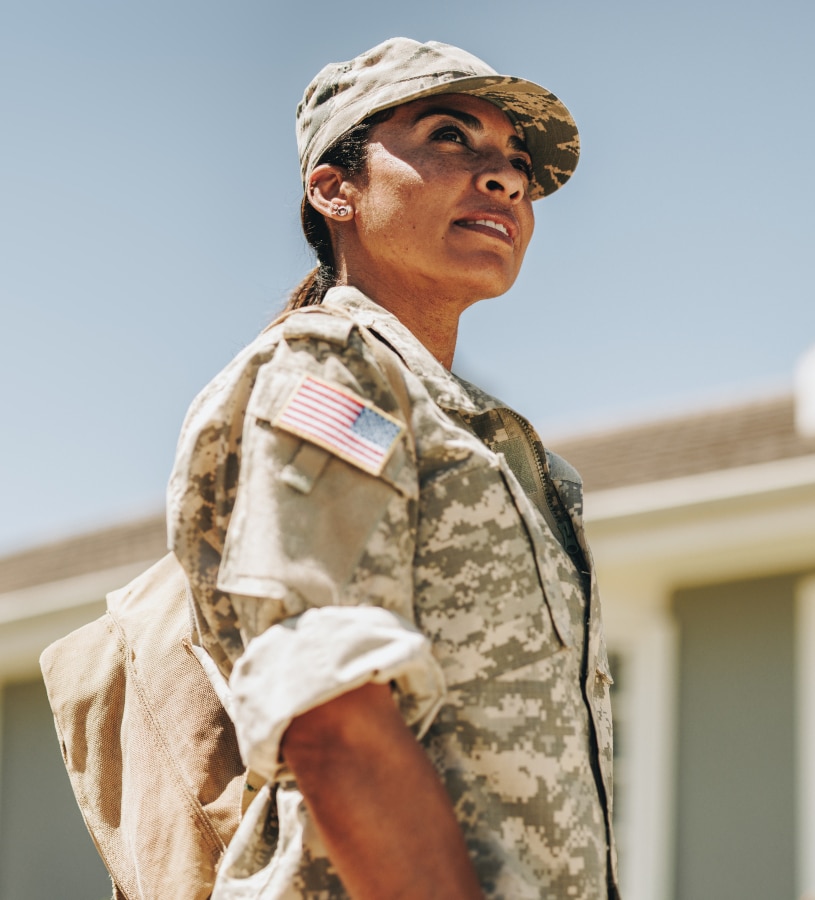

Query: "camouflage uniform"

xmin=168 ymin=286 xmax=619 ymax=899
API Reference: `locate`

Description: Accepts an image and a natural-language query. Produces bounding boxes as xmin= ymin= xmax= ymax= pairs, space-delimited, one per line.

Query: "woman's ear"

xmin=308 ymin=164 xmax=354 ymax=221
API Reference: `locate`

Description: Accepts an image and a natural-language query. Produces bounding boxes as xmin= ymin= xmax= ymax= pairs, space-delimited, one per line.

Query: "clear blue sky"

xmin=2 ymin=0 xmax=813 ymax=553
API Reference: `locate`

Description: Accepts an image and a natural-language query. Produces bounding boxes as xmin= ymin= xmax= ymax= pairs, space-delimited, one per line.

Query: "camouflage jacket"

xmin=167 ymin=286 xmax=619 ymax=899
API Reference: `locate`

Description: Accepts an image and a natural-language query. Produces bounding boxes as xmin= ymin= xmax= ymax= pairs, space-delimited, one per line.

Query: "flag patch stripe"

xmin=281 ymin=409 xmax=383 ymax=465
xmin=274 ymin=376 xmax=404 ymax=476
xmin=293 ymin=395 xmax=355 ymax=430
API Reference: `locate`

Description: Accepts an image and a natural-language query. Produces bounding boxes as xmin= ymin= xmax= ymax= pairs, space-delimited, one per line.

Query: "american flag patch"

xmin=274 ymin=376 xmax=404 ymax=477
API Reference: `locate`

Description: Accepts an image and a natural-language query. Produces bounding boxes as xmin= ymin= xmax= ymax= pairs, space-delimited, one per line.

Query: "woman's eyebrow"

xmin=412 ymin=105 xmax=531 ymax=155
xmin=507 ymin=134 xmax=531 ymax=156
xmin=412 ymin=106 xmax=484 ymax=131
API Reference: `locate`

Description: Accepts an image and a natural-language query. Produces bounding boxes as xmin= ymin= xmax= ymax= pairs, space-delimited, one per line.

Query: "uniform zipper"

xmin=503 ymin=409 xmax=588 ymax=574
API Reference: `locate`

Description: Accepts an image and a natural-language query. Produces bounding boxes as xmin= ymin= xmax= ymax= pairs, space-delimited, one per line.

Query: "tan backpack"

xmin=40 ymin=552 xmax=246 ymax=900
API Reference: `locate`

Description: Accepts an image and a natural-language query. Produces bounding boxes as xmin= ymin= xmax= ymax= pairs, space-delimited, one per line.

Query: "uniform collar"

xmin=322 ymin=286 xmax=507 ymax=415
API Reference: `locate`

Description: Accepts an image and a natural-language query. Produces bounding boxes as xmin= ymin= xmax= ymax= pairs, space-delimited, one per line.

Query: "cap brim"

xmin=364 ymin=74 xmax=580 ymax=200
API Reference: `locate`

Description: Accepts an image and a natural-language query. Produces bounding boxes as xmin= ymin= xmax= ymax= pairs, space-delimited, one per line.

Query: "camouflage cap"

xmin=297 ymin=37 xmax=579 ymax=201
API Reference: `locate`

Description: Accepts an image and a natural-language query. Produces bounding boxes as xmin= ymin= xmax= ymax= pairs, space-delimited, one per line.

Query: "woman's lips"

xmin=455 ymin=216 xmax=516 ymax=246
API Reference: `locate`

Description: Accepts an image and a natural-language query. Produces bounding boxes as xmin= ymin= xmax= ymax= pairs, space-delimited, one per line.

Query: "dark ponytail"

xmin=285 ymin=109 xmax=393 ymax=311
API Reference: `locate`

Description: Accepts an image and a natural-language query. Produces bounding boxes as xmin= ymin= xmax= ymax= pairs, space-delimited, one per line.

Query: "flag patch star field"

xmin=274 ymin=376 xmax=404 ymax=476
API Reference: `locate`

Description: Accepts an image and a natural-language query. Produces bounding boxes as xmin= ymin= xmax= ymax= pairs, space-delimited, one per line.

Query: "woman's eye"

xmin=433 ymin=126 xmax=466 ymax=144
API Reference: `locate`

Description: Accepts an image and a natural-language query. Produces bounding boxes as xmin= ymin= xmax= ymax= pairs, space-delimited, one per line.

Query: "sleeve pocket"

xmin=218 ymin=364 xmax=416 ymax=616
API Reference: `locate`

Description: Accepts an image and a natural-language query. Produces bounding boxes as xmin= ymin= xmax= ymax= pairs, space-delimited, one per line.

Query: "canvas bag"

xmin=40 ymin=552 xmax=247 ymax=900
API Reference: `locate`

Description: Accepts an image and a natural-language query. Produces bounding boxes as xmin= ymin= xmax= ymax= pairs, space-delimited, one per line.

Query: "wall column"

xmin=797 ymin=575 xmax=815 ymax=900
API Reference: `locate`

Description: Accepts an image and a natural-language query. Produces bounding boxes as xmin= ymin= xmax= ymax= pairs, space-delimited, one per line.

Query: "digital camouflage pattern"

xmin=167 ymin=287 xmax=619 ymax=899
xmin=297 ymin=37 xmax=580 ymax=201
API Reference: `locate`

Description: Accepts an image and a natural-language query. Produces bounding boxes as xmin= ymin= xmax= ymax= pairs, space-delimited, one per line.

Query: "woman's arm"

xmin=282 ymin=682 xmax=484 ymax=900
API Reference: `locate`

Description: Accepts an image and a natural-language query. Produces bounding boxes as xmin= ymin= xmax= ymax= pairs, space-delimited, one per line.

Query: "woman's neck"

xmin=339 ymin=271 xmax=467 ymax=370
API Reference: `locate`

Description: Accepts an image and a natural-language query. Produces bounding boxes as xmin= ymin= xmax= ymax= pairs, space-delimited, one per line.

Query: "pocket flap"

xmin=497 ymin=456 xmax=575 ymax=647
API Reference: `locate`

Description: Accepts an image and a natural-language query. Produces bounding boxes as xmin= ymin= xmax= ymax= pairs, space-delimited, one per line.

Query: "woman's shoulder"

xmin=270 ymin=304 xmax=358 ymax=348
xmin=176 ymin=303 xmax=402 ymax=456
xmin=190 ymin=306 xmax=373 ymax=410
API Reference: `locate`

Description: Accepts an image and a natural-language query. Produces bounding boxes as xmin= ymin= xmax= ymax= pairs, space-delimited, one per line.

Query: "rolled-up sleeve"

xmin=229 ymin=606 xmax=446 ymax=781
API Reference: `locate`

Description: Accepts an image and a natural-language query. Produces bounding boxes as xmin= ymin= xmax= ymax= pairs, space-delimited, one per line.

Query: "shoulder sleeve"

xmin=218 ymin=318 xmax=418 ymax=628
xmin=169 ymin=310 xmax=419 ymax=636
xmin=168 ymin=311 xmax=442 ymax=782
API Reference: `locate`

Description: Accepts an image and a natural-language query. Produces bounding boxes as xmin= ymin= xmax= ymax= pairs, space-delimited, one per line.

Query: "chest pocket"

xmin=412 ymin=443 xmax=578 ymax=687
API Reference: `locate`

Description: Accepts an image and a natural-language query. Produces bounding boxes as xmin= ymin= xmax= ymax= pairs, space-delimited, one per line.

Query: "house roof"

xmin=0 ymin=514 xmax=167 ymax=595
xmin=548 ymin=394 xmax=815 ymax=493
xmin=2 ymin=392 xmax=814 ymax=591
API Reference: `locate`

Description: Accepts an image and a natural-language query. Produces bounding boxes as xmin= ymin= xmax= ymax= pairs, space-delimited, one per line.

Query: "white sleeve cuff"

xmin=228 ymin=605 xmax=446 ymax=781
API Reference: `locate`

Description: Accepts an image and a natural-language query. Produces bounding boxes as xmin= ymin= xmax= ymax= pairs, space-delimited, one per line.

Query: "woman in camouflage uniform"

xmin=168 ymin=37 xmax=619 ymax=900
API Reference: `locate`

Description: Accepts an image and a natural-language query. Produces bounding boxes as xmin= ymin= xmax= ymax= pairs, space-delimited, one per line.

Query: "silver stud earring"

xmin=331 ymin=203 xmax=350 ymax=217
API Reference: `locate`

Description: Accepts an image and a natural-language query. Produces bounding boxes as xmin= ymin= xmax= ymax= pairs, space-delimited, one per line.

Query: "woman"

xmin=168 ymin=37 xmax=619 ymax=900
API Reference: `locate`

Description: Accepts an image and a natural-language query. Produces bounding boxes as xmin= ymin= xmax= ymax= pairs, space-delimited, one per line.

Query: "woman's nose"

xmin=474 ymin=154 xmax=526 ymax=203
